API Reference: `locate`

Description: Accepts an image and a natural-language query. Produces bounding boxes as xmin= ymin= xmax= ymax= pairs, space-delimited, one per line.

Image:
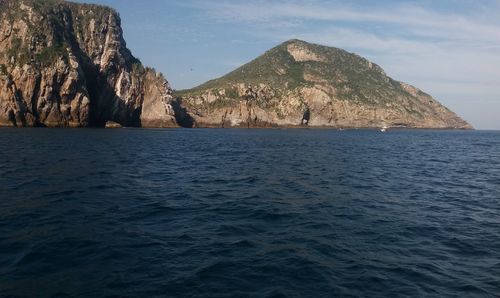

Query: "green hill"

xmin=175 ymin=39 xmax=471 ymax=129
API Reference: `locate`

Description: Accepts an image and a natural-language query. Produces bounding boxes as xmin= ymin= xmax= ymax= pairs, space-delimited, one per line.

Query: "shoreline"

xmin=0 ymin=125 xmax=475 ymax=131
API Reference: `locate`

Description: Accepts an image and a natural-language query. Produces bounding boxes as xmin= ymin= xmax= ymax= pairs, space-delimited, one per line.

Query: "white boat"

xmin=380 ymin=125 xmax=388 ymax=132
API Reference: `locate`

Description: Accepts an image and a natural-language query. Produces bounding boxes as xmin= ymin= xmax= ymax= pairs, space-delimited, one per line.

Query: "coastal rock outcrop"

xmin=176 ymin=39 xmax=472 ymax=129
xmin=0 ymin=0 xmax=176 ymax=127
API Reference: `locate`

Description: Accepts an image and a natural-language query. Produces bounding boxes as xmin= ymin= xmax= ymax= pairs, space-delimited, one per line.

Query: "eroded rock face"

xmin=176 ymin=40 xmax=473 ymax=129
xmin=287 ymin=43 xmax=325 ymax=63
xmin=0 ymin=0 xmax=176 ymax=127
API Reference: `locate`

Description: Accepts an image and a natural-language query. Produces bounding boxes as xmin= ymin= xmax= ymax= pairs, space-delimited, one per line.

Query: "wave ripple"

xmin=1 ymin=128 xmax=499 ymax=297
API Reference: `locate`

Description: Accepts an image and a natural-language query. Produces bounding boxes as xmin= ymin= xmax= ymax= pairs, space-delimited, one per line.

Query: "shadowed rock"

xmin=0 ymin=0 xmax=176 ymax=128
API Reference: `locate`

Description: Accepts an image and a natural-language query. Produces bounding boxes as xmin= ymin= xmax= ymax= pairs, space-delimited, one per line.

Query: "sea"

xmin=0 ymin=128 xmax=499 ymax=297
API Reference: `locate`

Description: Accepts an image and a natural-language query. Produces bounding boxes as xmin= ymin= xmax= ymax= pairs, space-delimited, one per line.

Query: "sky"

xmin=73 ymin=0 xmax=500 ymax=129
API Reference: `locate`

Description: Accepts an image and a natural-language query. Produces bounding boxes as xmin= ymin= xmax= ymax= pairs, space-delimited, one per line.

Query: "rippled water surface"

xmin=0 ymin=128 xmax=499 ymax=297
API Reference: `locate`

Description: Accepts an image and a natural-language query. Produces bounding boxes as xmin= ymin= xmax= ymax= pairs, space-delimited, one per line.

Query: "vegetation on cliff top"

xmin=0 ymin=0 xmax=143 ymax=70
xmin=176 ymin=39 xmax=417 ymax=107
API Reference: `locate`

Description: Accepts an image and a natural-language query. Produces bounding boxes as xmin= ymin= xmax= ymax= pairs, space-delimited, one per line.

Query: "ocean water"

xmin=0 ymin=128 xmax=499 ymax=297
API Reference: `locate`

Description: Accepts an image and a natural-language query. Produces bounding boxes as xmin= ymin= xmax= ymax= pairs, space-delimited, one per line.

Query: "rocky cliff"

xmin=0 ymin=0 xmax=176 ymax=127
xmin=176 ymin=40 xmax=472 ymax=129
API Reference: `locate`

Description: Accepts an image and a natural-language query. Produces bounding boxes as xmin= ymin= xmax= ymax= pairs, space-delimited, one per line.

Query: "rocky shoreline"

xmin=0 ymin=1 xmax=472 ymax=130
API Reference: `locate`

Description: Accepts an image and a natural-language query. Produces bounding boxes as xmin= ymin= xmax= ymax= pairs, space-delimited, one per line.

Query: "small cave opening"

xmin=301 ymin=107 xmax=310 ymax=126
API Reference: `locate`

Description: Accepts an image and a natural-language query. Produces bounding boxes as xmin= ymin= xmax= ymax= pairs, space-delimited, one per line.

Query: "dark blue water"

xmin=0 ymin=128 xmax=499 ymax=297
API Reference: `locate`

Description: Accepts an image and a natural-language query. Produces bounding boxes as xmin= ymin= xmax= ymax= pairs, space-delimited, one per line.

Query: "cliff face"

xmin=0 ymin=0 xmax=176 ymax=127
xmin=0 ymin=1 xmax=472 ymax=130
xmin=176 ymin=40 xmax=472 ymax=129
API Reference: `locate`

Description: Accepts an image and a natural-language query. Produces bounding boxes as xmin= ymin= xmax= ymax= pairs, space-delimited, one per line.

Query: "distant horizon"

xmin=71 ymin=0 xmax=500 ymax=129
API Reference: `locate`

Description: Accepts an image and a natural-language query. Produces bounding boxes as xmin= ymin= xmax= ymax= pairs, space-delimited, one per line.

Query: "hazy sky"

xmin=73 ymin=0 xmax=500 ymax=129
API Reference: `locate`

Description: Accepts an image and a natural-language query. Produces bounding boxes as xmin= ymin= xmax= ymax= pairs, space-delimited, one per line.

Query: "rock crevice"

xmin=0 ymin=0 xmax=176 ymax=127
